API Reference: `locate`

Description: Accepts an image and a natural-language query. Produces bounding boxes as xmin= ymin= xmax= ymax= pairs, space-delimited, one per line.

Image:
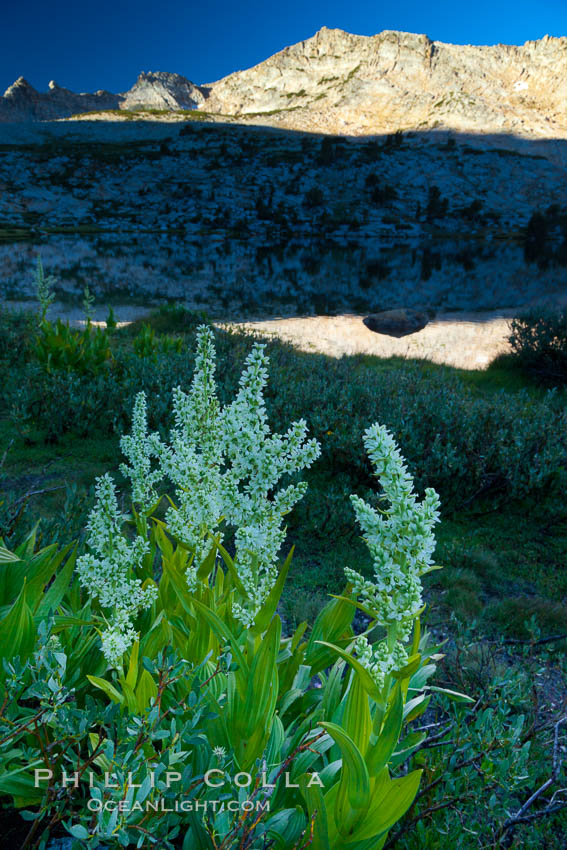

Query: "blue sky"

xmin=2 ymin=0 xmax=567 ymax=95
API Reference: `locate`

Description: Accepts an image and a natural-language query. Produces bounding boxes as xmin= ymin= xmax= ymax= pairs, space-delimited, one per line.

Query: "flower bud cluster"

xmin=353 ymin=635 xmax=409 ymax=691
xmin=346 ymin=423 xmax=441 ymax=688
xmin=114 ymin=326 xmax=320 ymax=630
xmin=119 ymin=393 xmax=163 ymax=509
xmin=76 ymin=474 xmax=158 ymax=667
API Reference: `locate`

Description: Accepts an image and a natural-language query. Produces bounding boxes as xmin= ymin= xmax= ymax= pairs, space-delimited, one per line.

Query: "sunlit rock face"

xmin=201 ymin=27 xmax=567 ymax=138
xmin=121 ymin=72 xmax=207 ymax=111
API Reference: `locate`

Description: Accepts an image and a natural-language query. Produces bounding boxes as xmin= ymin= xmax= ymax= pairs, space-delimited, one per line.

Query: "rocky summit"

xmin=121 ymin=72 xmax=206 ymax=111
xmin=2 ymin=27 xmax=567 ymax=139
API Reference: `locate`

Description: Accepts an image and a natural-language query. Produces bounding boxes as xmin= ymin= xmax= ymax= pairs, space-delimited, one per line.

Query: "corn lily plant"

xmin=0 ymin=327 xmax=470 ymax=849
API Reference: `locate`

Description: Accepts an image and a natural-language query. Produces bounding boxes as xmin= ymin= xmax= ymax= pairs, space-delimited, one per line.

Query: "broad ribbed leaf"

xmin=408 ymin=663 xmax=437 ymax=690
xmin=306 ymin=590 xmax=354 ymax=672
xmin=343 ymin=674 xmax=372 ymax=757
xmin=182 ymin=812 xmax=216 ymax=850
xmin=265 ymin=807 xmax=306 ymax=849
xmin=265 ymin=714 xmax=285 ymax=766
xmin=315 ymin=641 xmax=383 ymax=704
xmin=196 ymin=538 xmax=219 ymax=581
xmin=26 ymin=543 xmax=72 ymax=610
xmin=350 ymin=769 xmax=422 ymax=842
xmin=217 ymin=542 xmax=248 ymax=597
xmin=118 ymin=678 xmax=138 ymax=714
xmin=252 ymin=547 xmax=294 ymax=634
xmin=403 ymin=694 xmax=430 ymax=723
xmin=0 ymin=546 xmax=20 ymax=563
xmin=190 ymin=598 xmax=248 ymax=676
xmin=428 ymin=685 xmax=475 ymax=703
xmin=321 ymin=659 xmax=346 ymax=721
xmin=35 ymin=546 xmax=77 ymax=618
xmin=126 ymin=640 xmax=139 ymax=690
xmin=135 ymin=668 xmax=158 ymax=710
xmin=0 ymin=762 xmax=45 ymax=805
xmin=0 ymin=580 xmax=36 ymax=665
xmin=299 ymin=774 xmax=331 ymax=850
xmin=319 ymin=721 xmax=370 ymax=835
xmin=87 ymin=675 xmax=124 ymax=705
xmin=366 ymin=684 xmax=403 ymax=777
xmin=245 ymin=615 xmax=281 ymax=727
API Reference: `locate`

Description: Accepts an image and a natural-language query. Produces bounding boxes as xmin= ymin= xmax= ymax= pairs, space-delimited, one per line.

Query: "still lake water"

xmin=2 ymin=231 xmax=566 ymax=317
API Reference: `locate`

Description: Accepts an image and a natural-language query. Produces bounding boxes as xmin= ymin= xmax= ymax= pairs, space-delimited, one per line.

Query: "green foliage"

xmin=82 ymin=284 xmax=95 ymax=323
xmin=6 ymin=320 xmax=566 ymax=507
xmin=1 ymin=323 xmax=566 ymax=848
xmin=508 ymin=307 xmax=567 ymax=384
xmin=105 ymin=305 xmax=117 ymax=331
xmin=0 ymin=632 xmax=215 ymax=848
xmin=132 ymin=323 xmax=183 ymax=360
xmin=0 ymin=334 xmax=448 ymax=848
xmin=391 ymin=620 xmax=567 ymax=849
xmin=33 ymin=257 xmax=56 ymax=322
xmin=393 ymin=664 xmax=532 ymax=848
xmin=0 ymin=535 xmax=439 ymax=849
xmin=261 ymin=347 xmax=565 ymax=507
xmin=0 ymin=308 xmax=34 ymax=366
xmin=32 ymin=319 xmax=113 ymax=377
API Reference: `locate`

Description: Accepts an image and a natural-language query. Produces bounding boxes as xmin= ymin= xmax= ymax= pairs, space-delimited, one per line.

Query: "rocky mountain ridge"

xmin=204 ymin=28 xmax=567 ymax=138
xmin=2 ymin=27 xmax=567 ymax=138
xmin=0 ymin=72 xmax=205 ymax=121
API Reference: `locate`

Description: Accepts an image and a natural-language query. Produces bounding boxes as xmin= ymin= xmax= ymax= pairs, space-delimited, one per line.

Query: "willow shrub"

xmin=0 ymin=327 xmax=472 ymax=849
xmin=7 ymin=320 xmax=566 ymax=508
xmin=508 ymin=307 xmax=567 ymax=384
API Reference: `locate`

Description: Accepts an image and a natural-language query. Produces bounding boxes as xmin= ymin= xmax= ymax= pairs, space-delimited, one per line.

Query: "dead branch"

xmin=498 ymin=715 xmax=567 ymax=848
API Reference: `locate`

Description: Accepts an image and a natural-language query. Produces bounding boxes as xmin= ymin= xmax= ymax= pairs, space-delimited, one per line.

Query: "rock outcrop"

xmin=121 ymin=72 xmax=206 ymax=111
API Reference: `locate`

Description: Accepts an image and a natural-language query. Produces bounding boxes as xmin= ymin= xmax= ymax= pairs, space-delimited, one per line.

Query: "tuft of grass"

xmin=279 ymin=586 xmax=329 ymax=632
xmin=484 ymin=597 xmax=567 ymax=640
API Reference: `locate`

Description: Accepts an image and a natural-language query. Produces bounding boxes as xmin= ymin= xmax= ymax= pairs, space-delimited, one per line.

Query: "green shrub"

xmin=0 ymin=308 xmax=35 ymax=366
xmin=0 ymin=632 xmax=216 ymax=848
xmin=261 ymin=348 xmax=566 ymax=506
xmin=508 ymin=308 xmax=567 ymax=384
xmin=7 ymin=326 xmax=566 ymax=507
xmin=392 ymin=639 xmax=535 ymax=849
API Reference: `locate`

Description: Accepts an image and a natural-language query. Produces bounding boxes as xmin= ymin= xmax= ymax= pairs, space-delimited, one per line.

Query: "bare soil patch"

xmin=223 ymin=311 xmax=514 ymax=370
